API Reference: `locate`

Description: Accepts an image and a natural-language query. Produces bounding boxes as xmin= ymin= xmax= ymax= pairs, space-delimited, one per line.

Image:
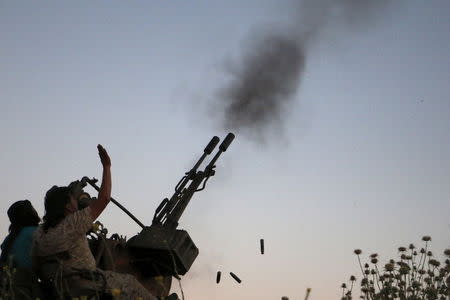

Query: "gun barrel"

xmin=163 ymin=171 xmax=205 ymax=229
xmin=219 ymin=133 xmax=235 ymax=152
xmin=204 ymin=136 xmax=220 ymax=154
xmin=155 ymin=136 xmax=220 ymax=225
xmin=156 ymin=133 xmax=235 ymax=228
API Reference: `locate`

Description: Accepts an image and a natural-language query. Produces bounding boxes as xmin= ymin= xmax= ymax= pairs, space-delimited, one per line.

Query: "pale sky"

xmin=1 ymin=1 xmax=449 ymax=299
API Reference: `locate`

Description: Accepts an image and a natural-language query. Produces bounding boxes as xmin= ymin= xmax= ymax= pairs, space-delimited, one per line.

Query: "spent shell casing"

xmin=229 ymin=272 xmax=241 ymax=283
xmin=216 ymin=271 xmax=221 ymax=283
xmin=305 ymin=287 xmax=311 ymax=300
xmin=260 ymin=238 xmax=264 ymax=254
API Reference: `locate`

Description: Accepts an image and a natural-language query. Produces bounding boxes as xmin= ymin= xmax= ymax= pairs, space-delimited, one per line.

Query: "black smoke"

xmin=212 ymin=0 xmax=391 ymax=142
xmin=219 ymin=34 xmax=305 ymax=133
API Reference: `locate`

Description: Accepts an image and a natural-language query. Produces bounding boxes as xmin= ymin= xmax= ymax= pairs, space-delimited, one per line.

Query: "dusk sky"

xmin=1 ymin=1 xmax=449 ymax=299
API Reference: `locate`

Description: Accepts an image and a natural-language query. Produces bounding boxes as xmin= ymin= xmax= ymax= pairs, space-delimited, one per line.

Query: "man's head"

xmin=67 ymin=180 xmax=85 ymax=202
xmin=7 ymin=200 xmax=40 ymax=231
xmin=67 ymin=180 xmax=93 ymax=210
xmin=43 ymin=185 xmax=77 ymax=230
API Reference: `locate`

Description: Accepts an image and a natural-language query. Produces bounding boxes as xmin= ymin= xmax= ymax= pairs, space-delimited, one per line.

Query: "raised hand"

xmin=90 ymin=144 xmax=112 ymax=220
xmin=97 ymin=144 xmax=111 ymax=168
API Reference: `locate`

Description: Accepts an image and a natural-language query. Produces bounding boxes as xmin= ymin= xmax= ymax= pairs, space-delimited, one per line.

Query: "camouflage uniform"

xmin=32 ymin=207 xmax=157 ymax=300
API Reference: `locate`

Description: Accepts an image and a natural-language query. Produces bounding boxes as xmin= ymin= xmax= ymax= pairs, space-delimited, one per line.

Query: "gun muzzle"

xmin=204 ymin=136 xmax=220 ymax=154
xmin=219 ymin=132 xmax=235 ymax=152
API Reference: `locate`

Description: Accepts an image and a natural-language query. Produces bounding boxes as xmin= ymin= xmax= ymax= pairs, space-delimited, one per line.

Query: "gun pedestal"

xmin=127 ymin=225 xmax=198 ymax=277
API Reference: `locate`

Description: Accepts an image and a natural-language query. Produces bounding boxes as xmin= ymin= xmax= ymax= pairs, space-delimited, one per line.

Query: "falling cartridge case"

xmin=305 ymin=287 xmax=311 ymax=300
xmin=216 ymin=271 xmax=221 ymax=284
xmin=260 ymin=238 xmax=264 ymax=254
xmin=229 ymin=272 xmax=241 ymax=283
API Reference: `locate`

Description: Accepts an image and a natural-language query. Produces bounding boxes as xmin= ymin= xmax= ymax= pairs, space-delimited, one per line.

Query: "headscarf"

xmin=0 ymin=200 xmax=40 ymax=265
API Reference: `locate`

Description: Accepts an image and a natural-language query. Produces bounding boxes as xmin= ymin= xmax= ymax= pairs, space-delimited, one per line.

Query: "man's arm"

xmin=89 ymin=144 xmax=112 ymax=220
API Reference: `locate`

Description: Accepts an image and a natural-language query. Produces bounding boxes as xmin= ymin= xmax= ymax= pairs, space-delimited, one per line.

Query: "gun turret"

xmin=127 ymin=133 xmax=234 ymax=277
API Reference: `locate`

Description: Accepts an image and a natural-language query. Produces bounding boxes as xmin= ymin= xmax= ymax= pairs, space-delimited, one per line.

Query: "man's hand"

xmin=97 ymin=144 xmax=111 ymax=168
xmin=90 ymin=144 xmax=112 ymax=220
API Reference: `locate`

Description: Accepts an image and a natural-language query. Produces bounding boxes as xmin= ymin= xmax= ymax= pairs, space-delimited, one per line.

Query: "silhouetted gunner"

xmin=0 ymin=200 xmax=40 ymax=269
xmin=31 ymin=145 xmax=158 ymax=300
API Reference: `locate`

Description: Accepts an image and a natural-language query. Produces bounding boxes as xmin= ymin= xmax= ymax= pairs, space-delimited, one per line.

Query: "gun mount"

xmin=127 ymin=132 xmax=235 ymax=276
xmin=81 ymin=133 xmax=235 ymax=277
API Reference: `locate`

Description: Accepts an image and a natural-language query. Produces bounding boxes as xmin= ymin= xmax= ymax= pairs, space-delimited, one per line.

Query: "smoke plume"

xmin=220 ymin=34 xmax=305 ymax=133
xmin=212 ymin=0 xmax=390 ymax=142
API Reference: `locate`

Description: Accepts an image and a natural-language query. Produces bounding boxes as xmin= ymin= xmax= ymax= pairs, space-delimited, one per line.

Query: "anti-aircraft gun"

xmin=75 ymin=133 xmax=235 ymax=284
xmin=126 ymin=132 xmax=235 ymax=277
